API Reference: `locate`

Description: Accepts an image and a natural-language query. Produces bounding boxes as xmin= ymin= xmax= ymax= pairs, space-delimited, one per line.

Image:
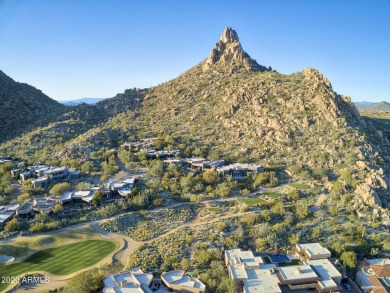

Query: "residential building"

xmin=17 ymin=197 xmax=57 ymax=217
xmin=103 ymin=268 xmax=153 ymax=293
xmin=60 ymin=187 xmax=101 ymax=205
xmin=357 ymin=258 xmax=390 ymax=293
xmin=295 ymin=243 xmax=332 ymax=260
xmin=121 ymin=138 xmax=162 ymax=151
xmin=217 ymin=163 xmax=264 ymax=179
xmin=161 ymin=270 xmax=206 ymax=293
xmin=32 ymin=176 xmax=50 ymax=189
xmin=225 ymin=245 xmax=343 ymax=293
xmin=0 ymin=204 xmax=18 ymax=228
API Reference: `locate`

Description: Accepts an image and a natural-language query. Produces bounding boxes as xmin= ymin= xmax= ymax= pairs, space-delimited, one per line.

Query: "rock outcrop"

xmin=203 ymin=27 xmax=270 ymax=72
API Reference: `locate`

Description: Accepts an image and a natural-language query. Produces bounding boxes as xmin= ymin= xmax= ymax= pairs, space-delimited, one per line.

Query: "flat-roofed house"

xmin=32 ymin=176 xmax=49 ymax=189
xmin=225 ymin=246 xmax=342 ymax=293
xmin=295 ymin=243 xmax=331 ymax=260
xmin=20 ymin=171 xmax=31 ymax=181
xmin=243 ymin=267 xmax=282 ymax=293
xmin=60 ymin=188 xmax=100 ymax=205
xmin=44 ymin=167 xmax=70 ymax=181
xmin=217 ymin=163 xmax=264 ymax=180
xmin=161 ymin=270 xmax=206 ymax=293
xmin=304 ymin=259 xmax=343 ymax=292
xmin=17 ymin=197 xmax=57 ymax=217
xmin=225 ymin=249 xmax=265 ymax=284
xmin=103 ymin=268 xmax=153 ymax=293
xmin=0 ymin=204 xmax=18 ymax=228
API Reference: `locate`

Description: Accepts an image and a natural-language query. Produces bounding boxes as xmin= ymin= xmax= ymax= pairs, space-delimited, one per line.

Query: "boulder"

xmin=355 ymin=184 xmax=382 ymax=206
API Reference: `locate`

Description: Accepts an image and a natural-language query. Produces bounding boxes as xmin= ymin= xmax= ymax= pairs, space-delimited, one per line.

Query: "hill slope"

xmin=1 ymin=28 xmax=389 ymax=215
xmin=0 ymin=70 xmax=66 ymax=142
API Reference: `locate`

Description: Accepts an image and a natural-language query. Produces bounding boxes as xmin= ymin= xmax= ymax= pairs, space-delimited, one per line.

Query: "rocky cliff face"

xmin=203 ymin=27 xmax=270 ymax=73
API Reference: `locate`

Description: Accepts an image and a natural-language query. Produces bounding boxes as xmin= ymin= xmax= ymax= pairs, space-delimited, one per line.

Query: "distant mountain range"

xmin=59 ymin=98 xmax=107 ymax=106
xmin=354 ymin=101 xmax=390 ymax=111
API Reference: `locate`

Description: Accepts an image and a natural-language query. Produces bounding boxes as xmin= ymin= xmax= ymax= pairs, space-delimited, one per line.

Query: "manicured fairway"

xmin=208 ymin=207 xmax=222 ymax=213
xmin=238 ymin=197 xmax=264 ymax=205
xmin=263 ymin=191 xmax=283 ymax=198
xmin=289 ymin=183 xmax=310 ymax=189
xmin=0 ymin=240 xmax=115 ymax=292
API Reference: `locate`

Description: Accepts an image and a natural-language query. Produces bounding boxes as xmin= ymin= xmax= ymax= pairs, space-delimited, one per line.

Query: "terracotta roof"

xmin=367 ymin=275 xmax=387 ymax=293
xmin=371 ymin=264 xmax=390 ymax=278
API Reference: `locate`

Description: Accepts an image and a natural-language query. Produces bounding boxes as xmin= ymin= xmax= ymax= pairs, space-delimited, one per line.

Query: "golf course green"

xmin=0 ymin=239 xmax=116 ymax=292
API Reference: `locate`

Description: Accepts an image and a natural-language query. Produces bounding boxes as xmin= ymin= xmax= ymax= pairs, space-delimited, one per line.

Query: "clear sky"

xmin=0 ymin=0 xmax=389 ymax=102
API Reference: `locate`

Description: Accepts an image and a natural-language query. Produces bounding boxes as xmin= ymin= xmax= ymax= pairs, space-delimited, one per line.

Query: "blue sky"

xmin=0 ymin=0 xmax=389 ymax=102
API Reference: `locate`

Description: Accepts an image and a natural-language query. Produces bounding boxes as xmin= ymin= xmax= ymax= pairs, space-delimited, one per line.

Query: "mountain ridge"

xmin=1 ymin=28 xmax=389 ymax=216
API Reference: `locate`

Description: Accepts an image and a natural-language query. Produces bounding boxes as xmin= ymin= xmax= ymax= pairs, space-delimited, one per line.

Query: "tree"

xmin=288 ymin=233 xmax=300 ymax=245
xmin=240 ymin=188 xmax=251 ymax=196
xmin=255 ymin=238 xmax=267 ymax=251
xmin=328 ymin=205 xmax=338 ymax=216
xmin=52 ymin=203 xmax=64 ymax=214
xmin=76 ymin=182 xmax=93 ymax=191
xmin=17 ymin=193 xmax=30 ymax=203
xmin=115 ymin=171 xmax=129 ymax=181
xmin=242 ymin=214 xmax=259 ymax=226
xmin=92 ymin=189 xmax=104 ymax=206
xmin=50 ymin=182 xmax=71 ymax=196
xmin=287 ymin=189 xmax=299 ymax=201
xmin=202 ymin=170 xmax=218 ymax=184
xmin=214 ymin=182 xmax=232 ymax=197
xmin=4 ymin=218 xmax=21 ymax=232
xmin=340 ymin=251 xmax=357 ymax=270
xmin=295 ymin=204 xmax=309 ymax=220
xmin=80 ymin=161 xmax=94 ymax=174
xmin=180 ymin=258 xmax=190 ymax=271
xmin=271 ymin=201 xmax=285 ymax=216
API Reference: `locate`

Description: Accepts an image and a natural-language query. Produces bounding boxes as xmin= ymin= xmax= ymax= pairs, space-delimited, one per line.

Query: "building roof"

xmin=225 ymin=249 xmax=264 ymax=266
xmin=229 ymin=264 xmax=248 ymax=280
xmin=44 ymin=166 xmax=68 ymax=174
xmin=365 ymin=258 xmax=390 ymax=278
xmin=217 ymin=163 xmax=262 ymax=172
xmin=103 ymin=268 xmax=153 ymax=293
xmin=61 ymin=191 xmax=73 ymax=202
xmin=0 ymin=211 xmax=15 ymax=224
xmin=304 ymin=259 xmax=341 ymax=290
xmin=161 ymin=270 xmax=206 ymax=290
xmin=277 ymin=265 xmax=320 ymax=283
xmin=296 ymin=243 xmax=331 ymax=259
xmin=243 ymin=268 xmax=281 ymax=293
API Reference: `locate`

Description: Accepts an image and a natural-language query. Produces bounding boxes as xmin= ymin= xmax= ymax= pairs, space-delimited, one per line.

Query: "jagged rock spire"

xmin=203 ymin=27 xmax=269 ymax=72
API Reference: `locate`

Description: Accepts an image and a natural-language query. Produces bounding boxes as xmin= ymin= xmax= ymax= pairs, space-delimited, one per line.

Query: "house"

xmin=225 ymin=246 xmax=343 ymax=293
xmin=181 ymin=158 xmax=225 ymax=172
xmin=146 ymin=149 xmax=181 ymax=160
xmin=121 ymin=138 xmax=162 ymax=151
xmin=17 ymin=197 xmax=57 ymax=217
xmin=356 ymin=258 xmax=390 ymax=293
xmin=60 ymin=187 xmax=101 ymax=205
xmin=103 ymin=268 xmax=153 ymax=293
xmin=20 ymin=171 xmax=31 ymax=181
xmin=43 ymin=166 xmax=70 ymax=181
xmin=31 ymin=176 xmax=50 ymax=189
xmin=0 ymin=204 xmax=18 ymax=228
xmin=295 ymin=243 xmax=331 ymax=260
xmin=161 ymin=270 xmax=206 ymax=293
xmin=217 ymin=163 xmax=264 ymax=179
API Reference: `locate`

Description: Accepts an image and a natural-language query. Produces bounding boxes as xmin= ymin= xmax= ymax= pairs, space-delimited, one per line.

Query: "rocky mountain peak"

xmin=203 ymin=27 xmax=270 ymax=73
xmin=220 ymin=27 xmax=240 ymax=43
